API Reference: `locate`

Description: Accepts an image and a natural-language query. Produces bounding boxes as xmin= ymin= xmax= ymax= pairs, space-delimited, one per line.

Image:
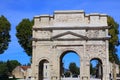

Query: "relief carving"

xmin=86 ymin=45 xmax=105 ymax=54
xmin=55 ymin=15 xmax=83 ymax=23
xmin=37 ymin=31 xmax=51 ymax=39
xmin=87 ymin=30 xmax=99 ymax=38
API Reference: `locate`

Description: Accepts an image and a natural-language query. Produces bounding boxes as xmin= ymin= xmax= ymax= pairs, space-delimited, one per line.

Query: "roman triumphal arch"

xmin=32 ymin=10 xmax=110 ymax=80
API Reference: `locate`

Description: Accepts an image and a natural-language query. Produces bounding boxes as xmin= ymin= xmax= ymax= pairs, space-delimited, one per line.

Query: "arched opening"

xmin=39 ymin=59 xmax=50 ymax=80
xmin=90 ymin=58 xmax=103 ymax=80
xmin=60 ymin=50 xmax=80 ymax=78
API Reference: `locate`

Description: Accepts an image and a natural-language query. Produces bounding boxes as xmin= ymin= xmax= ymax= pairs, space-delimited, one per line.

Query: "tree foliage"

xmin=0 ymin=61 xmax=8 ymax=75
xmin=0 ymin=15 xmax=11 ymax=54
xmin=16 ymin=19 xmax=33 ymax=56
xmin=69 ymin=62 xmax=79 ymax=75
xmin=7 ymin=60 xmax=21 ymax=74
xmin=107 ymin=16 xmax=120 ymax=64
xmin=0 ymin=60 xmax=21 ymax=76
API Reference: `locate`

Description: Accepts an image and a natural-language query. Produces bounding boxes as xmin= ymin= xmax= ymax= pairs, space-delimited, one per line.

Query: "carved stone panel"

xmin=54 ymin=14 xmax=85 ymax=26
xmin=35 ymin=30 xmax=51 ymax=39
xmin=55 ymin=14 xmax=84 ymax=23
xmin=86 ymin=45 xmax=105 ymax=54
xmin=87 ymin=30 xmax=99 ymax=38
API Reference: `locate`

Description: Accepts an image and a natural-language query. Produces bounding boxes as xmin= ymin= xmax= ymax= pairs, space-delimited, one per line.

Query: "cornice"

xmin=33 ymin=26 xmax=110 ymax=31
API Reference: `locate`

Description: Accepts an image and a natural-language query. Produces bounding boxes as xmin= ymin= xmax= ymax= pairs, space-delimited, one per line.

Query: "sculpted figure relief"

xmin=55 ymin=15 xmax=83 ymax=23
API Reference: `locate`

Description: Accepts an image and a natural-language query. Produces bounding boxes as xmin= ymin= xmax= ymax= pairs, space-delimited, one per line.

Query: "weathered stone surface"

xmin=32 ymin=10 xmax=109 ymax=80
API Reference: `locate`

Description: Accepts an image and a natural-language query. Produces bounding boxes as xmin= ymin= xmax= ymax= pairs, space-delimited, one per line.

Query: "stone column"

xmin=102 ymin=60 xmax=109 ymax=80
xmin=86 ymin=60 xmax=90 ymax=80
xmin=81 ymin=44 xmax=89 ymax=80
xmin=98 ymin=63 xmax=102 ymax=78
xmin=32 ymin=42 xmax=39 ymax=80
xmin=50 ymin=49 xmax=60 ymax=80
xmin=80 ymin=58 xmax=89 ymax=80
xmin=36 ymin=65 xmax=39 ymax=80
xmin=80 ymin=58 xmax=84 ymax=80
xmin=106 ymin=40 xmax=110 ymax=80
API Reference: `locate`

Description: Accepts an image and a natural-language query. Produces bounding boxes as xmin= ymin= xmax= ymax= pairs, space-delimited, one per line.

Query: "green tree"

xmin=107 ymin=16 xmax=120 ymax=64
xmin=0 ymin=60 xmax=20 ymax=77
xmin=16 ymin=19 xmax=33 ymax=56
xmin=0 ymin=15 xmax=11 ymax=54
xmin=69 ymin=62 xmax=79 ymax=75
xmin=0 ymin=61 xmax=9 ymax=80
xmin=108 ymin=16 xmax=119 ymax=80
xmin=0 ymin=61 xmax=8 ymax=75
xmin=6 ymin=60 xmax=21 ymax=75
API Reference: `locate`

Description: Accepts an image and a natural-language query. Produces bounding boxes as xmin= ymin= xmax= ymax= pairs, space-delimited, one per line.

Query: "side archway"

xmin=90 ymin=58 xmax=103 ymax=80
xmin=38 ymin=59 xmax=50 ymax=80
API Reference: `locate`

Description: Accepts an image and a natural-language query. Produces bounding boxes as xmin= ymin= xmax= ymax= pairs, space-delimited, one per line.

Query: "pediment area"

xmin=51 ymin=31 xmax=88 ymax=40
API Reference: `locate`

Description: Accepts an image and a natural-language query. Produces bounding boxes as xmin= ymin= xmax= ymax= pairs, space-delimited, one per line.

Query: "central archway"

xmin=59 ymin=50 xmax=80 ymax=79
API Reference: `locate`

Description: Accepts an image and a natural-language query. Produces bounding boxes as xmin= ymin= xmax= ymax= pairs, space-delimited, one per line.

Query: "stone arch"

xmin=32 ymin=10 xmax=109 ymax=80
xmin=37 ymin=57 xmax=51 ymax=65
xmin=90 ymin=57 xmax=103 ymax=80
xmin=38 ymin=58 xmax=51 ymax=80
xmin=58 ymin=48 xmax=81 ymax=58
xmin=89 ymin=57 xmax=103 ymax=64
xmin=59 ymin=49 xmax=81 ymax=78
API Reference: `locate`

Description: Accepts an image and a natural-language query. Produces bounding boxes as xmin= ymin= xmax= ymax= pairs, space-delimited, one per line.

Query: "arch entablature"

xmin=57 ymin=47 xmax=82 ymax=59
xmin=89 ymin=56 xmax=106 ymax=66
xmin=37 ymin=57 xmax=51 ymax=65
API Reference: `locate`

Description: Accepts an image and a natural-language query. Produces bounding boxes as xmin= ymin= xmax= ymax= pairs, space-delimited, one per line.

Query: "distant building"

xmin=12 ymin=66 xmax=31 ymax=79
xmin=109 ymin=62 xmax=120 ymax=75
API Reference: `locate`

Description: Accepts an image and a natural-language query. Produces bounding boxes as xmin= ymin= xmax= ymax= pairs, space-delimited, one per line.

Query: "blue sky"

xmin=0 ymin=0 xmax=120 ymax=66
xmin=63 ymin=52 xmax=80 ymax=69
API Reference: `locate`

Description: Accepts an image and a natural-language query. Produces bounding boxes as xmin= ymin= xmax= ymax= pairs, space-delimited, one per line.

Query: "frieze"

xmin=87 ymin=30 xmax=99 ymax=38
xmin=86 ymin=45 xmax=106 ymax=54
xmin=35 ymin=31 xmax=51 ymax=39
xmin=55 ymin=15 xmax=84 ymax=23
